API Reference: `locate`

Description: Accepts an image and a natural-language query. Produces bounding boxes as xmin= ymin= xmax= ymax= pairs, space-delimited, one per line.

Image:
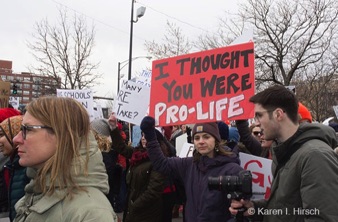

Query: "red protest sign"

xmin=149 ymin=42 xmax=255 ymax=126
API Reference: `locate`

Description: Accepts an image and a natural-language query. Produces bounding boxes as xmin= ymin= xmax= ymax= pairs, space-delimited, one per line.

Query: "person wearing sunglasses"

xmin=249 ymin=123 xmax=263 ymax=142
xmin=235 ymin=120 xmax=267 ymax=157
xmin=12 ymin=96 xmax=117 ymax=222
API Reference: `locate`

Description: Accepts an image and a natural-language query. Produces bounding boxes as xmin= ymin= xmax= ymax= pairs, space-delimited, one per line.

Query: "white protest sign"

xmin=175 ymin=133 xmax=188 ymax=156
xmin=56 ymin=89 xmax=95 ymax=121
xmin=136 ymin=69 xmax=151 ymax=87
xmin=93 ymin=104 xmax=104 ymax=119
xmin=9 ymin=97 xmax=19 ymax=109
xmin=333 ymin=106 xmax=338 ymax=119
xmin=178 ymin=142 xmax=194 ymax=158
xmin=239 ymin=152 xmax=272 ymax=200
xmin=230 ymin=29 xmax=253 ymax=46
xmin=323 ymin=117 xmax=334 ymax=125
xmin=114 ymin=80 xmax=150 ymax=125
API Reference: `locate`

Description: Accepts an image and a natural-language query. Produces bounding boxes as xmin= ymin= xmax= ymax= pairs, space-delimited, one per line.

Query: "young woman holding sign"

xmin=140 ymin=116 xmax=243 ymax=222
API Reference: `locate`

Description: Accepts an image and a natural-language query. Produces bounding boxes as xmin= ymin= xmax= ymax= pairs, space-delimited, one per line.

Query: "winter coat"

xmin=147 ymin=139 xmax=243 ymax=222
xmin=13 ymin=133 xmax=117 ymax=222
xmin=4 ymin=153 xmax=30 ymax=221
xmin=110 ymin=128 xmax=165 ymax=222
xmin=0 ymin=153 xmax=9 ymax=218
xmin=253 ymin=123 xmax=338 ymax=222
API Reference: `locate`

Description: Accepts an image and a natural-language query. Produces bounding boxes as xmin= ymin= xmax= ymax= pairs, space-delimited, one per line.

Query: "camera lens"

xmin=208 ymin=177 xmax=221 ymax=190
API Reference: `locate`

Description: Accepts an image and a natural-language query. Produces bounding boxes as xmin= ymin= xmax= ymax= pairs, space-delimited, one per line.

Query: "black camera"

xmin=208 ymin=170 xmax=252 ymax=200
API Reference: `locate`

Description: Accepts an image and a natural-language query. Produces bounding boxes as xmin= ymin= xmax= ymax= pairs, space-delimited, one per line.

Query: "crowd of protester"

xmin=0 ymin=85 xmax=338 ymax=222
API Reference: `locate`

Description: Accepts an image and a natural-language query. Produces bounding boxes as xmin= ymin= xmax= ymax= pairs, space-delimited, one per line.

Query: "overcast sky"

xmin=1 ymin=0 xmax=241 ymax=103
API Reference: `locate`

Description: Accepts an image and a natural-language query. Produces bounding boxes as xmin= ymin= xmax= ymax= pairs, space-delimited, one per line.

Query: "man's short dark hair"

xmin=249 ymin=85 xmax=299 ymax=124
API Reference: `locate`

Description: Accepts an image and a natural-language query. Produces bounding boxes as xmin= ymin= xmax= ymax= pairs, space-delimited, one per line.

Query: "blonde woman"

xmin=13 ymin=96 xmax=117 ymax=222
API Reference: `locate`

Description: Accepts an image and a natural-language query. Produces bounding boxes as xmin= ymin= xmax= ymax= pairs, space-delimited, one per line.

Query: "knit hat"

xmin=192 ymin=122 xmax=221 ymax=142
xmin=228 ymin=127 xmax=240 ymax=143
xmin=298 ymin=102 xmax=312 ymax=123
xmin=90 ymin=118 xmax=111 ymax=137
xmin=217 ymin=121 xmax=229 ymax=141
xmin=329 ymin=122 xmax=338 ymax=132
xmin=0 ymin=115 xmax=23 ymax=147
xmin=0 ymin=108 xmax=21 ymax=123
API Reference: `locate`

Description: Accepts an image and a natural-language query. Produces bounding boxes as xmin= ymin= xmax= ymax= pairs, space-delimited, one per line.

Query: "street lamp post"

xmin=117 ymin=56 xmax=152 ymax=93
xmin=117 ymin=62 xmax=122 ymax=92
xmin=128 ymin=0 xmax=146 ymax=80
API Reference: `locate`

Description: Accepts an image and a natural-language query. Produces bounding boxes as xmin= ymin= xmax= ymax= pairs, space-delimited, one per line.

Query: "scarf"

xmin=129 ymin=150 xmax=149 ymax=167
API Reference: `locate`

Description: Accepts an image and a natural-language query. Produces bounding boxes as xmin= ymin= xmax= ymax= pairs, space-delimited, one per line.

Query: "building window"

xmin=24 ymin=77 xmax=31 ymax=82
xmin=23 ymin=91 xmax=30 ymax=96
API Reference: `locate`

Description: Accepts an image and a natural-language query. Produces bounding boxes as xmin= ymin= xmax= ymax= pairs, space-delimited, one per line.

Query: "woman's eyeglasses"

xmin=21 ymin=124 xmax=53 ymax=140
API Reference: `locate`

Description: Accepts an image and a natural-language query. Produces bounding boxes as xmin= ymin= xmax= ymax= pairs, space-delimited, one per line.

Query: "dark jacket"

xmin=253 ymin=123 xmax=338 ymax=222
xmin=4 ymin=153 xmax=29 ymax=221
xmin=147 ymin=139 xmax=243 ymax=222
xmin=0 ymin=154 xmax=9 ymax=217
xmin=110 ymin=128 xmax=165 ymax=222
xmin=235 ymin=120 xmax=264 ymax=157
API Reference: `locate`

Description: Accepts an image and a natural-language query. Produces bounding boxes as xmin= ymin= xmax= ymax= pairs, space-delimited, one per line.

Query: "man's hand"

xmin=229 ymin=199 xmax=254 ymax=217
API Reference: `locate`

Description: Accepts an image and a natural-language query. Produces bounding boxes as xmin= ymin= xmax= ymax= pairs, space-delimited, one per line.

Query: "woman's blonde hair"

xmin=26 ymin=96 xmax=90 ymax=197
xmin=93 ymin=130 xmax=111 ymax=152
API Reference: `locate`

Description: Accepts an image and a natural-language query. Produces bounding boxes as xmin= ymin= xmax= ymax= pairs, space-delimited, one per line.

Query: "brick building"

xmin=0 ymin=59 xmax=61 ymax=105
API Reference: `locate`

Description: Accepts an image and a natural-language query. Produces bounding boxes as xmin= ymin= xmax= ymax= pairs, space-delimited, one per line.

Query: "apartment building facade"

xmin=0 ymin=60 xmax=60 ymax=105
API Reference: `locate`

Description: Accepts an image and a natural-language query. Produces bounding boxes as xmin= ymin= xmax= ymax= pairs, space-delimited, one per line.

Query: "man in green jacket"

xmin=230 ymin=85 xmax=338 ymax=222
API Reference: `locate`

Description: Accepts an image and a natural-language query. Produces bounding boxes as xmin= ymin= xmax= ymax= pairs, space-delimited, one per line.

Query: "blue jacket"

xmin=147 ymin=140 xmax=243 ymax=222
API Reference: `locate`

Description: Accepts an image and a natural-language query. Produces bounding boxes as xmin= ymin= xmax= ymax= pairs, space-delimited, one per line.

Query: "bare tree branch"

xmin=144 ymin=21 xmax=193 ymax=59
xmin=27 ymin=7 xmax=101 ymax=91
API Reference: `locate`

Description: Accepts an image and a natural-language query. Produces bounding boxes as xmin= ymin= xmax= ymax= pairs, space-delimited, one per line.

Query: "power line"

xmin=137 ymin=1 xmax=211 ymax=34
xmin=51 ymin=0 xmax=212 ymax=40
xmin=51 ymin=0 xmax=132 ymax=38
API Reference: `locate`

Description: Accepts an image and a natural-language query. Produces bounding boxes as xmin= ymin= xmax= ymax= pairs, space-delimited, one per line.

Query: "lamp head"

xmin=137 ymin=6 xmax=146 ymax=18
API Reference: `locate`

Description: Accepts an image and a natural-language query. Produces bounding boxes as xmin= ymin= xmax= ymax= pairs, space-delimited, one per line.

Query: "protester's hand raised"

xmin=140 ymin=116 xmax=156 ymax=141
